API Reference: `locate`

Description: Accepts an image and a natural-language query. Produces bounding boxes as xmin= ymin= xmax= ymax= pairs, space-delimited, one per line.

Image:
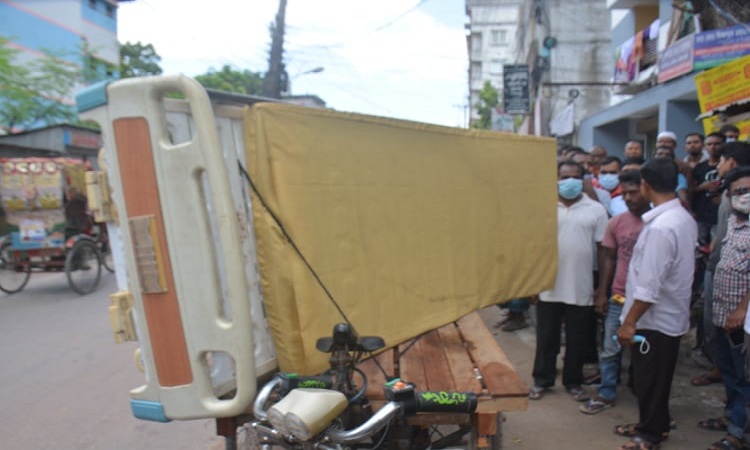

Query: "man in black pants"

xmin=616 ymin=158 xmax=697 ymax=450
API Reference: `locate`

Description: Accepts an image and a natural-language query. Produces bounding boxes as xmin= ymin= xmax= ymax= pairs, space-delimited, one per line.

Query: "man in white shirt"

xmin=529 ymin=161 xmax=608 ymax=402
xmin=615 ymin=158 xmax=697 ymax=449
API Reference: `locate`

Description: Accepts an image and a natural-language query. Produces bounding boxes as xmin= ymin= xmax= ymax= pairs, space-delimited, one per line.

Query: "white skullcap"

xmin=657 ymin=131 xmax=677 ymax=141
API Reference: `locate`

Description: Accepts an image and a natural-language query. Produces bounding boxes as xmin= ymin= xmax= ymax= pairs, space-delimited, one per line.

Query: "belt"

xmin=611 ymin=294 xmax=625 ymax=305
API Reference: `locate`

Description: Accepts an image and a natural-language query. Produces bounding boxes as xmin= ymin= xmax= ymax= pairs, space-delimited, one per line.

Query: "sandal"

xmin=618 ymin=436 xmax=660 ymax=450
xmin=614 ymin=423 xmax=670 ymax=441
xmin=699 ymin=417 xmax=730 ymax=432
xmin=692 ymin=372 xmax=722 ymax=386
xmin=528 ymin=385 xmax=546 ymax=400
xmin=707 ymin=435 xmax=749 ymax=450
xmin=566 ymin=386 xmax=590 ymax=402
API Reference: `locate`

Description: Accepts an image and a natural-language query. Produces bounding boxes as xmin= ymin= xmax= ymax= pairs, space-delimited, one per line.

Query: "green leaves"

xmin=472 ymin=81 xmax=500 ymax=129
xmin=119 ymin=41 xmax=163 ymax=78
xmin=194 ymin=65 xmax=264 ymax=95
xmin=0 ymin=36 xmax=81 ymax=133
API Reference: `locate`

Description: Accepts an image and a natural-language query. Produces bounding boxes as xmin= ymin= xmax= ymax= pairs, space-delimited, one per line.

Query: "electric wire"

xmin=237 ymin=161 xmax=391 ymax=381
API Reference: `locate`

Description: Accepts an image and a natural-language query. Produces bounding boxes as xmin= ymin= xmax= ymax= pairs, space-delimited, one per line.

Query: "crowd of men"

xmin=518 ymin=124 xmax=750 ymax=450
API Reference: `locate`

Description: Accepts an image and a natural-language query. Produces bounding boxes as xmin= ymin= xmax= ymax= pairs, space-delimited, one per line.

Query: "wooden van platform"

xmin=359 ymin=310 xmax=528 ymax=414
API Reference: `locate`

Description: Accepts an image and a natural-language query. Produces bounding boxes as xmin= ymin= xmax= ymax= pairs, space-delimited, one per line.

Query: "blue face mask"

xmin=558 ymin=178 xmax=583 ymax=199
xmin=598 ymin=173 xmax=620 ymax=191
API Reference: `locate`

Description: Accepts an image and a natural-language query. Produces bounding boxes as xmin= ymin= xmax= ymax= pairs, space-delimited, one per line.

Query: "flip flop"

xmin=691 ymin=372 xmax=722 ymax=386
xmin=698 ymin=417 xmax=730 ymax=432
xmin=614 ymin=423 xmax=670 ymax=441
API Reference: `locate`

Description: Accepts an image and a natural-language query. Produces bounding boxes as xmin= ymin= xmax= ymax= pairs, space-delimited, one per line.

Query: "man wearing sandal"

xmin=579 ymin=170 xmax=649 ymax=415
xmin=699 ymin=164 xmax=750 ymax=450
xmin=616 ymin=158 xmax=697 ymax=450
xmin=529 ymin=160 xmax=608 ymax=402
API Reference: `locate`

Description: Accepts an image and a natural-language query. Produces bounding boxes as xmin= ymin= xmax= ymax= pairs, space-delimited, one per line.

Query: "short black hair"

xmin=566 ymin=146 xmax=586 ymax=156
xmin=619 ymin=170 xmax=641 ymax=186
xmin=685 ymin=133 xmax=704 ymax=142
xmin=720 ymin=124 xmax=740 ymax=135
xmin=558 ymin=144 xmax=573 ymax=155
xmin=724 ymin=166 xmax=750 ymax=192
xmin=640 ymin=158 xmax=678 ymax=193
xmin=623 ymin=157 xmax=645 ymax=166
xmin=558 ymin=160 xmax=584 ymax=177
xmin=655 ymin=146 xmax=675 ymax=158
xmin=706 ymin=132 xmax=726 ymax=142
xmin=721 ymin=142 xmax=750 ymax=167
xmin=600 ymin=156 xmax=622 ymax=168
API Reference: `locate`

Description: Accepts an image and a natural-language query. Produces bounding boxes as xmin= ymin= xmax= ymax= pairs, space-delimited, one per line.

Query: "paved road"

xmin=480 ymin=306 xmax=729 ymax=450
xmin=0 ymin=271 xmax=224 ymax=450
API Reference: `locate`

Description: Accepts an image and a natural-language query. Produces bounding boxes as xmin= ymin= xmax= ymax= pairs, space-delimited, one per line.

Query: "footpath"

xmin=478 ymin=306 xmax=729 ymax=450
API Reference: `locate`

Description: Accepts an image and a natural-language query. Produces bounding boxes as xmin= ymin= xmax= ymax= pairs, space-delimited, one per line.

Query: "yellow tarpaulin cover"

xmin=244 ymin=103 xmax=557 ymax=374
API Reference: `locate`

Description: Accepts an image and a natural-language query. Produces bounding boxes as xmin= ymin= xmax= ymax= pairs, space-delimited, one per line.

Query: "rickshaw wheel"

xmin=0 ymin=244 xmax=31 ymax=294
xmin=65 ymin=239 xmax=101 ymax=295
xmin=98 ymin=239 xmax=114 ymax=273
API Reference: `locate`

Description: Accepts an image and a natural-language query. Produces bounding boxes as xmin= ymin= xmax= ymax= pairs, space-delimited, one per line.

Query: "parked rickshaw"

xmin=0 ymin=157 xmax=112 ymax=295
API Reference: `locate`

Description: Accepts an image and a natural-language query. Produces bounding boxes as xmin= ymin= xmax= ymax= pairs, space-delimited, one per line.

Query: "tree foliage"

xmin=120 ymin=41 xmax=163 ymax=78
xmin=472 ymin=81 xmax=500 ymax=129
xmin=195 ymin=65 xmax=264 ymax=95
xmin=0 ymin=36 xmax=81 ymax=134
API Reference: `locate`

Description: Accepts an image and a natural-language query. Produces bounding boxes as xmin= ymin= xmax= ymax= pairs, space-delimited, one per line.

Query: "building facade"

xmin=515 ymin=0 xmax=613 ymax=142
xmin=0 ymin=0 xmax=124 ymax=124
xmin=1 ymin=0 xmax=122 ymax=77
xmin=465 ymin=0 xmax=523 ymax=127
xmin=579 ymin=0 xmax=750 ymax=159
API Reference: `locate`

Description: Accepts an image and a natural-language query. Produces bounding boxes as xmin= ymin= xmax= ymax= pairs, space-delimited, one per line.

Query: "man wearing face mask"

xmin=721 ymin=125 xmax=741 ymax=143
xmin=695 ymin=143 xmax=750 ymax=439
xmin=529 ymin=161 xmax=608 ymax=402
xmin=699 ymin=166 xmax=750 ymax=450
xmin=598 ymin=156 xmax=627 ymax=216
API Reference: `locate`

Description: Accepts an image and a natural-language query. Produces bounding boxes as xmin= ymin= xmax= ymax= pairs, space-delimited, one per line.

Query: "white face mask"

xmin=731 ymin=192 xmax=750 ymax=214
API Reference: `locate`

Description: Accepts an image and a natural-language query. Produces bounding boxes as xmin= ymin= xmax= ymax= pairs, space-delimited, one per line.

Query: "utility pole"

xmin=262 ymin=0 xmax=288 ymax=98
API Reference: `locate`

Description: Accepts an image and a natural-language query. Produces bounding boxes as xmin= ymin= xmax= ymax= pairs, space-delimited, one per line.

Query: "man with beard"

xmin=580 ymin=170 xmax=650 ymax=415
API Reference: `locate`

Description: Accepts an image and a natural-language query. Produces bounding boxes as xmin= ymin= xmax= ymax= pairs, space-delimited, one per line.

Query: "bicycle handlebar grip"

xmin=414 ymin=391 xmax=477 ymax=413
xmin=280 ymin=373 xmax=334 ymax=391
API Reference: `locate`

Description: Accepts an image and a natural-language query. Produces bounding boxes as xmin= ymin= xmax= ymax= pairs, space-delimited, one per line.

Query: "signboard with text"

xmin=694 ymin=24 xmax=750 ymax=70
xmin=658 ymin=34 xmax=694 ymax=83
xmin=503 ymin=65 xmax=530 ymax=115
xmin=694 ymin=53 xmax=750 ymax=139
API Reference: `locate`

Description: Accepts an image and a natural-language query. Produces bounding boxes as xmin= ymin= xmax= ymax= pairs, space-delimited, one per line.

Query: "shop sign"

xmin=694 ymin=24 xmax=750 ymax=70
xmin=694 ymin=53 xmax=750 ymax=137
xmin=503 ymin=65 xmax=530 ymax=115
xmin=658 ymin=34 xmax=694 ymax=83
xmin=63 ymin=129 xmax=101 ymax=150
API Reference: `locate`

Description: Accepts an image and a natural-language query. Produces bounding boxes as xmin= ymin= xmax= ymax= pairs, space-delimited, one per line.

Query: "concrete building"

xmin=579 ymin=0 xmax=750 ymax=159
xmin=465 ymin=0 xmax=523 ymax=127
xmin=515 ymin=0 xmax=613 ymax=143
xmin=1 ymin=0 xmax=123 ymax=81
xmin=0 ymin=0 xmax=127 ymax=135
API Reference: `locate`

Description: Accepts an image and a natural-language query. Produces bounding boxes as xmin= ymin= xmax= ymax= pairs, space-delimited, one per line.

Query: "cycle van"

xmin=77 ymin=75 xmax=557 ymax=449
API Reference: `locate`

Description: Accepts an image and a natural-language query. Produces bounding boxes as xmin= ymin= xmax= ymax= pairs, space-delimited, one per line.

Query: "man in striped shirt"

xmin=703 ymin=166 xmax=750 ymax=450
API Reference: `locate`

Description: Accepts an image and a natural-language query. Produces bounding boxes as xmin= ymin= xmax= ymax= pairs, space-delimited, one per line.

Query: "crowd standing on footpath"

xmin=499 ymin=124 xmax=750 ymax=450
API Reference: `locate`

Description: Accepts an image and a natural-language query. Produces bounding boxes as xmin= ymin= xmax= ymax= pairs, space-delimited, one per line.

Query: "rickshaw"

xmin=0 ymin=157 xmax=112 ymax=295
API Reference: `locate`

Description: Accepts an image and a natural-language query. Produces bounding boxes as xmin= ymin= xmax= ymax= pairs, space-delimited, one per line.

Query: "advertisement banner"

xmin=694 ymin=54 xmax=750 ymax=139
xmin=694 ymin=24 xmax=750 ymax=70
xmin=658 ymin=34 xmax=695 ymax=83
xmin=503 ymin=65 xmax=530 ymax=115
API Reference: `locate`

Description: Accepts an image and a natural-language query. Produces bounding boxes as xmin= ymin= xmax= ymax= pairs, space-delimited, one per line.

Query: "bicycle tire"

xmin=99 ymin=239 xmax=114 ymax=273
xmin=0 ymin=243 xmax=31 ymax=294
xmin=65 ymin=239 xmax=101 ymax=295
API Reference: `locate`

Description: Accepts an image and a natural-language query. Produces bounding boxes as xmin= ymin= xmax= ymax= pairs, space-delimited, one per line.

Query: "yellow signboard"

xmin=695 ymin=54 xmax=750 ymax=139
